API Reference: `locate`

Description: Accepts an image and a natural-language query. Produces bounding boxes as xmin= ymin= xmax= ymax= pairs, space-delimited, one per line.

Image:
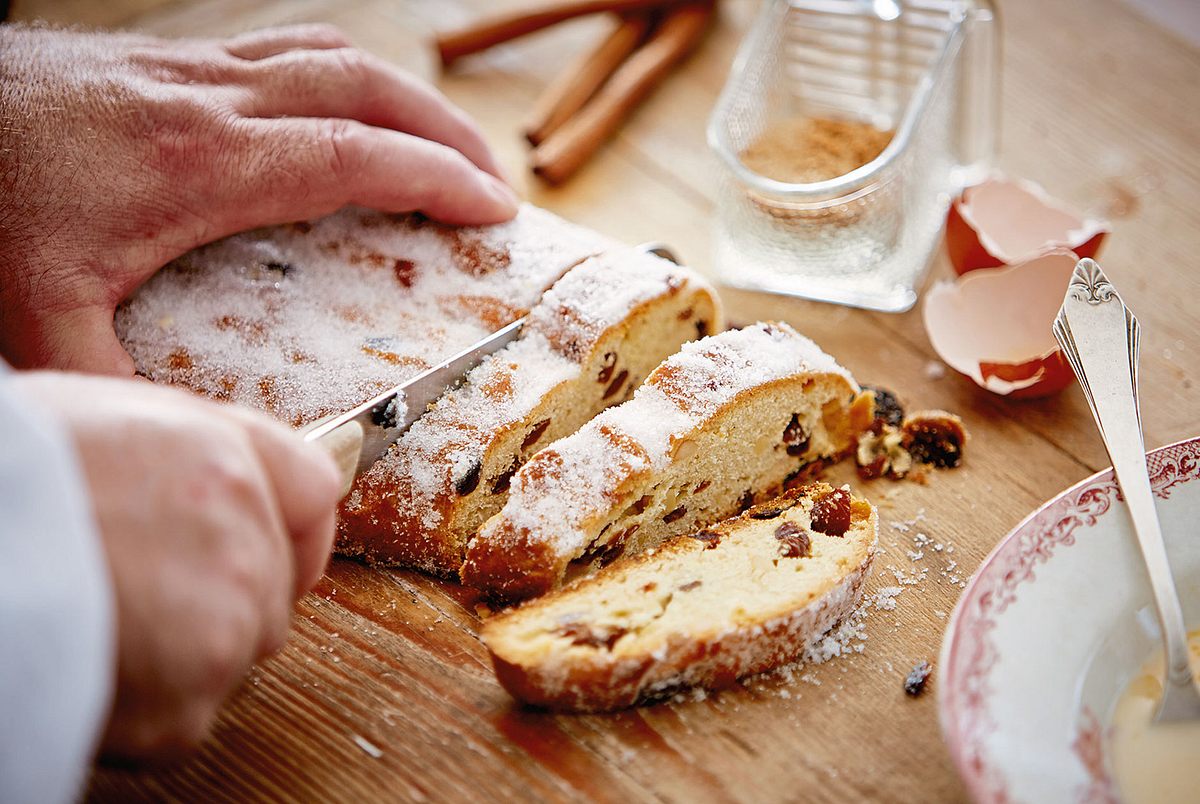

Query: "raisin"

xmin=782 ymin=414 xmax=810 ymax=457
xmin=810 ymin=486 xmax=851 ymax=537
xmin=454 ymin=459 xmax=482 ymax=496
xmin=750 ymin=498 xmax=796 ymax=519
xmin=774 ymin=521 xmax=811 ymax=558
xmin=370 ymin=397 xmax=400 ymax=429
xmin=631 ymin=495 xmax=652 ymax=514
xmin=597 ymin=351 xmax=617 ymax=384
xmin=558 ymin=622 xmax=626 ymax=651
xmin=663 ymin=505 xmax=687 ymax=523
xmin=903 ymin=413 xmax=966 ymax=469
xmin=865 ymin=386 xmax=905 ymax=427
xmin=603 ymin=369 xmax=629 ymax=400
xmin=690 ymin=529 xmax=721 ymax=548
xmin=589 ymin=524 xmax=638 ymax=566
xmin=904 ymin=661 xmax=933 ymax=696
xmin=695 ymin=319 xmax=709 ymax=339
xmin=641 ymin=582 xmax=658 ymax=593
xmin=694 ymin=480 xmax=712 ymax=493
xmin=263 ymin=261 xmax=293 ymax=276
xmin=679 ymin=580 xmax=702 ymax=592
xmin=521 ymin=418 xmax=551 ymax=450
xmin=738 ymin=489 xmax=755 ymax=511
xmin=491 ymin=459 xmax=520 ymax=493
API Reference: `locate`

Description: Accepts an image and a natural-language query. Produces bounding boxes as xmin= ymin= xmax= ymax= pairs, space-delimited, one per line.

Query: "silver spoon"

xmin=1054 ymin=258 xmax=1200 ymax=722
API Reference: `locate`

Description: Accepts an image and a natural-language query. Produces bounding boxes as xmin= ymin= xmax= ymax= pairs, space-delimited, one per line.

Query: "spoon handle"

xmin=1053 ymin=258 xmax=1198 ymax=721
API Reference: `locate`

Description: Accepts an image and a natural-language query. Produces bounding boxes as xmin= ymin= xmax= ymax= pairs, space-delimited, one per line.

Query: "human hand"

xmin=12 ymin=371 xmax=341 ymax=759
xmin=0 ymin=24 xmax=517 ymax=374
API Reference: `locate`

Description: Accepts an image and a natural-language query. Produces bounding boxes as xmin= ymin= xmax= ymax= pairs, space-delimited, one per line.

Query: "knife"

xmin=303 ymin=243 xmax=681 ymax=496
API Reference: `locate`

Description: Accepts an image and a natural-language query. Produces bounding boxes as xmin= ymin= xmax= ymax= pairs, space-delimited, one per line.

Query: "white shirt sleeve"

xmin=0 ymin=364 xmax=115 ymax=804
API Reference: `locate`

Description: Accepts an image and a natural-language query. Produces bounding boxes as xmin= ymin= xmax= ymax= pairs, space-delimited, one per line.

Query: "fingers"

xmin=222 ymin=406 xmax=341 ymax=599
xmin=236 ymin=47 xmax=507 ymax=181
xmin=223 ymin=24 xmax=352 ymax=60
xmin=223 ymin=117 xmax=518 ymax=227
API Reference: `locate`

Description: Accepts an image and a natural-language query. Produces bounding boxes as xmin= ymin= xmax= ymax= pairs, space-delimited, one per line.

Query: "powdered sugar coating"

xmin=342 ymin=249 xmax=714 ymax=540
xmin=524 ymin=249 xmax=692 ymax=359
xmin=116 ymin=204 xmax=612 ymax=425
xmin=491 ymin=322 xmax=858 ymax=553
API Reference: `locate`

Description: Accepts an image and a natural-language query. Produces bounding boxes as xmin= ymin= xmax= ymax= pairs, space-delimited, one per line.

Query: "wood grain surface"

xmin=13 ymin=0 xmax=1200 ymax=801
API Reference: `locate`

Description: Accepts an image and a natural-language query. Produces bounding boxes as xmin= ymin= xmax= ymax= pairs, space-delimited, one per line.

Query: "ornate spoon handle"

xmin=1053 ymin=258 xmax=1200 ymax=722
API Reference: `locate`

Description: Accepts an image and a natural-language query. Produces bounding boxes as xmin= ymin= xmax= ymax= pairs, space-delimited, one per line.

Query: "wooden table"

xmin=15 ymin=0 xmax=1200 ymax=800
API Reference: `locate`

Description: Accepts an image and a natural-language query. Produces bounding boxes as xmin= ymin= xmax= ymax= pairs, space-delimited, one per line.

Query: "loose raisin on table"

xmin=810 ymin=486 xmax=851 ymax=537
xmin=864 ymin=385 xmax=905 ymax=427
xmin=903 ymin=413 xmax=966 ymax=469
xmin=904 ymin=661 xmax=933 ymax=696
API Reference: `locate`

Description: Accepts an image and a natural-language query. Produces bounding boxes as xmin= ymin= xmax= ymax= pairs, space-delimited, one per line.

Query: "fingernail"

xmin=485 ymin=173 xmax=520 ymax=210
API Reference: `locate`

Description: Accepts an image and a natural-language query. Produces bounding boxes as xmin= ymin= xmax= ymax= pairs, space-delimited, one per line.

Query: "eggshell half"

xmin=946 ymin=175 xmax=1109 ymax=275
xmin=923 ymin=250 xmax=1078 ymax=398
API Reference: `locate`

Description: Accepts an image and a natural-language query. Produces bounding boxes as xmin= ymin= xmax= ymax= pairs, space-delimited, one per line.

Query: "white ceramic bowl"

xmin=939 ymin=436 xmax=1200 ymax=802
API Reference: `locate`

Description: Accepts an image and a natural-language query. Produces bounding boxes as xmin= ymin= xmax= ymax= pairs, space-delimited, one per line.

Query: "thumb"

xmin=32 ymin=305 xmax=137 ymax=376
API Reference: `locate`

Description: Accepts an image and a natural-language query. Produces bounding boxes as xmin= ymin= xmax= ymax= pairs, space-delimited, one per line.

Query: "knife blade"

xmin=304 ymin=242 xmax=681 ymax=496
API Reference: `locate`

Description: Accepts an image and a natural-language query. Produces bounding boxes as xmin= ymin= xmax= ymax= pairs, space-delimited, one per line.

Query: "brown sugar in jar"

xmin=740 ymin=117 xmax=893 ymax=184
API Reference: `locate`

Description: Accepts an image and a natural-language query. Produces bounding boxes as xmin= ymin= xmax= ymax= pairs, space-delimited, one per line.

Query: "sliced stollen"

xmin=338 ymin=249 xmax=722 ymax=574
xmin=481 ymin=482 xmax=878 ymax=711
xmin=462 ymin=322 xmax=875 ymax=601
xmin=116 ymin=204 xmax=610 ymax=426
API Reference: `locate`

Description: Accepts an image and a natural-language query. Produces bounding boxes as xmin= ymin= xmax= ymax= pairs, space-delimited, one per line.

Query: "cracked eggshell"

xmin=923 ymin=250 xmax=1078 ymax=399
xmin=945 ymin=174 xmax=1109 ymax=275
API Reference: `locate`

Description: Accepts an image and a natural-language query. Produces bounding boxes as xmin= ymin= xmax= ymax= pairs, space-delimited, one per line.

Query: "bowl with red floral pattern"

xmin=939 ymin=436 xmax=1200 ymax=802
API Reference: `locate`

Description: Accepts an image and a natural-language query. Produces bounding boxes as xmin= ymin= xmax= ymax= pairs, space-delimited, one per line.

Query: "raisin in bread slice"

xmin=481 ymin=482 xmax=877 ymax=711
xmin=116 ymin=204 xmax=610 ymax=426
xmin=462 ymin=322 xmax=875 ymax=601
xmin=337 ymin=249 xmax=722 ymax=574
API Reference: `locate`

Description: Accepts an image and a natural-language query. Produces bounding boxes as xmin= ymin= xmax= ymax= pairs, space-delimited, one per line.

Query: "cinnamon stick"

xmin=436 ymin=0 xmax=686 ymax=69
xmin=523 ymin=12 xmax=655 ymax=146
xmin=530 ymin=2 xmax=713 ymax=185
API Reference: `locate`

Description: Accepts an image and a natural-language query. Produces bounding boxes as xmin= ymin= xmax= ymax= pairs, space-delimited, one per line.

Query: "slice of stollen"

xmin=481 ymin=482 xmax=878 ymax=711
xmin=338 ymin=248 xmax=722 ymax=573
xmin=462 ymin=322 xmax=875 ymax=601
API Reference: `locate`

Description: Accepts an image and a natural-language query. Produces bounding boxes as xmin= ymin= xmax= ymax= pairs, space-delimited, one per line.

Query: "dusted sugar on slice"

xmin=338 ymin=249 xmax=722 ymax=574
xmin=462 ymin=322 xmax=875 ymax=601
xmin=481 ymin=482 xmax=878 ymax=711
xmin=116 ymin=204 xmax=611 ymax=426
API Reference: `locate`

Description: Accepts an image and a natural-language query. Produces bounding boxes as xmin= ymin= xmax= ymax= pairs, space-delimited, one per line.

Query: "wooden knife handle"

xmin=309 ymin=420 xmax=364 ymax=499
